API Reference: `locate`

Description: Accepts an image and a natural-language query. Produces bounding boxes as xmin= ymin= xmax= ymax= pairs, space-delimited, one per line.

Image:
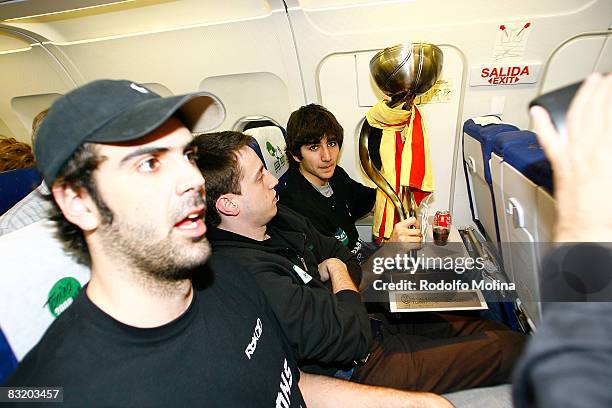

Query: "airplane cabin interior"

xmin=0 ymin=0 xmax=610 ymax=405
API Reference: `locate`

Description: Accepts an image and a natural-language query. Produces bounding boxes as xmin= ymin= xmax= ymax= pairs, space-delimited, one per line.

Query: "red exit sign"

xmin=470 ymin=62 xmax=541 ymax=86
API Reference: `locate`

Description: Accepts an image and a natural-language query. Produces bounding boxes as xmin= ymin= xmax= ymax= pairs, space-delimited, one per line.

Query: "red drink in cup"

xmin=433 ymin=210 xmax=451 ymax=246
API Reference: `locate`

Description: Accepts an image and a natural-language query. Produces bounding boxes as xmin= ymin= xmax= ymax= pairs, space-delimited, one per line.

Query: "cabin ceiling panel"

xmin=2 ymin=0 xmax=277 ymax=44
xmin=31 ymin=11 xmax=305 ymax=127
xmin=0 ymin=0 xmax=143 ymax=21
xmin=294 ymin=0 xmax=600 ymax=33
xmin=52 ymin=20 xmax=293 ymax=93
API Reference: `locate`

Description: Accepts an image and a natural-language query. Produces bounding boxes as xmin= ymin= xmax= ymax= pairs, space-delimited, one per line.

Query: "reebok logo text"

xmin=244 ymin=318 xmax=263 ymax=359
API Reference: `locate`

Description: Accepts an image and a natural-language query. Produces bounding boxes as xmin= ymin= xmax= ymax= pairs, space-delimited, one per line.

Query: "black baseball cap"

xmin=34 ymin=79 xmax=225 ymax=186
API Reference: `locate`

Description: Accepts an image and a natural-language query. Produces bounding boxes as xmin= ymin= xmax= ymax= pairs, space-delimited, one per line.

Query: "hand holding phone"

xmin=529 ymin=80 xmax=582 ymax=142
xmin=529 ymin=72 xmax=612 ymax=242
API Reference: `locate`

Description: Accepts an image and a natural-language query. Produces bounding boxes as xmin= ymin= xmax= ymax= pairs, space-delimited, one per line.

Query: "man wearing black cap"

xmin=2 ymin=79 xmax=308 ymax=407
xmin=3 ymin=80 xmax=453 ymax=408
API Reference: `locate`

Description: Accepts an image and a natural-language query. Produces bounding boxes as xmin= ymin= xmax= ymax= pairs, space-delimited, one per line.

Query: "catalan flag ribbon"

xmin=366 ymin=101 xmax=434 ymax=240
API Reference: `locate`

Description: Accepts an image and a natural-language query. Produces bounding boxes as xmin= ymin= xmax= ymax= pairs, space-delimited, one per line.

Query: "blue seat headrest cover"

xmin=0 ymin=167 xmax=42 ymax=215
xmin=504 ymin=144 xmax=553 ymax=193
xmin=463 ymin=119 xmax=519 ymax=184
xmin=492 ymin=130 xmax=538 ymax=157
xmin=243 ymin=125 xmax=290 ymax=193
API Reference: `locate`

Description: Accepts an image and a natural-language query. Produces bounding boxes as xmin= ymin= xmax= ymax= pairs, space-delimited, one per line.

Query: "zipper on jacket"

xmin=298 ymin=255 xmax=308 ymax=272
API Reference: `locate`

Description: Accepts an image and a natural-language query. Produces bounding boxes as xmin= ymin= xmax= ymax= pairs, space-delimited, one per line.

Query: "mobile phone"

xmin=529 ymin=80 xmax=582 ymax=140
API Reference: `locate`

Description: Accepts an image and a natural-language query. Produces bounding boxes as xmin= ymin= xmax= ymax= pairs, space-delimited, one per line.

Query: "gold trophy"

xmin=360 ymin=43 xmax=443 ymax=221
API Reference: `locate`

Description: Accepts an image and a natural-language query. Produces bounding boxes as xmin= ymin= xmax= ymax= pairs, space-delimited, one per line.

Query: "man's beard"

xmin=97 ymin=200 xmax=210 ymax=283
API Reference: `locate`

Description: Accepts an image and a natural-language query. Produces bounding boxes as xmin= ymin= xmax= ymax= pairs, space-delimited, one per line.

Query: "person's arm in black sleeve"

xmin=249 ymin=261 xmax=371 ymax=365
xmin=316 ymin=232 xmax=362 ymax=286
xmin=513 ymin=302 xmax=612 ymax=408
xmin=290 ymin=205 xmax=363 ymax=286
xmin=335 ymin=167 xmax=376 ymax=221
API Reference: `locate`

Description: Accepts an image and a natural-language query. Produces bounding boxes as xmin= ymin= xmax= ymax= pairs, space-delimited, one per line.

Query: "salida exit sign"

xmin=470 ymin=62 xmax=541 ymax=86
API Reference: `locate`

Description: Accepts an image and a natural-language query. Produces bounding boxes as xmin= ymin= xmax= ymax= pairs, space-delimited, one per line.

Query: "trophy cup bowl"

xmin=360 ymin=43 xmax=443 ymax=224
xmin=369 ymin=43 xmax=443 ymax=97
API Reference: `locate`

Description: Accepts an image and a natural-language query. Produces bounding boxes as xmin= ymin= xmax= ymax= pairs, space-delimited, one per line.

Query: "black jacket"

xmin=208 ymin=205 xmax=372 ymax=376
xmin=279 ymin=167 xmax=376 ymax=252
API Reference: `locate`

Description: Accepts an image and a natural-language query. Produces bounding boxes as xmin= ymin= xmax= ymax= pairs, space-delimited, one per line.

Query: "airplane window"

xmin=10 ymin=93 xmax=62 ymax=141
xmin=233 ymin=115 xmax=281 ymax=132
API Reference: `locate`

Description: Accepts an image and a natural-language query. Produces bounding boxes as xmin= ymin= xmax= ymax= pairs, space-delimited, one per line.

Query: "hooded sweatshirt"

xmin=207 ymin=205 xmax=372 ymax=376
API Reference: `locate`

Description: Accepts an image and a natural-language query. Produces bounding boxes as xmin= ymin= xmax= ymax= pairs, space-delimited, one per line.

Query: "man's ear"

xmin=290 ymin=153 xmax=301 ymax=163
xmin=216 ymin=194 xmax=240 ymax=217
xmin=51 ymin=183 xmax=100 ymax=231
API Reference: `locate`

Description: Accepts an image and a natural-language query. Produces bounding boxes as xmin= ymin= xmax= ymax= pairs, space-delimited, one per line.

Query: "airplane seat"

xmin=499 ymin=143 xmax=552 ymax=327
xmin=502 ymin=142 xmax=554 ymax=242
xmin=462 ymin=117 xmax=519 ymax=244
xmin=0 ymin=167 xmax=42 ymax=215
xmin=524 ymin=158 xmax=553 ymax=195
xmin=490 ymin=130 xmax=541 ymax=285
xmin=243 ymin=124 xmax=290 ymax=194
xmin=444 ymin=384 xmax=513 ymax=408
xmin=0 ymin=328 xmax=17 ymax=384
xmin=0 ymin=220 xmax=90 ymax=383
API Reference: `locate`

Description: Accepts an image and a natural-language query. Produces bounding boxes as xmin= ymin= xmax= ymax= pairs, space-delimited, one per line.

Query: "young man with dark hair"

xmin=197 ymin=130 xmax=526 ymax=396
xmin=281 ymin=104 xmax=420 ymax=262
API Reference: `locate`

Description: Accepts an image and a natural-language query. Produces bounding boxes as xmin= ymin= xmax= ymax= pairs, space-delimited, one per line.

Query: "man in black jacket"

xmin=196 ymin=130 xmax=526 ymax=394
